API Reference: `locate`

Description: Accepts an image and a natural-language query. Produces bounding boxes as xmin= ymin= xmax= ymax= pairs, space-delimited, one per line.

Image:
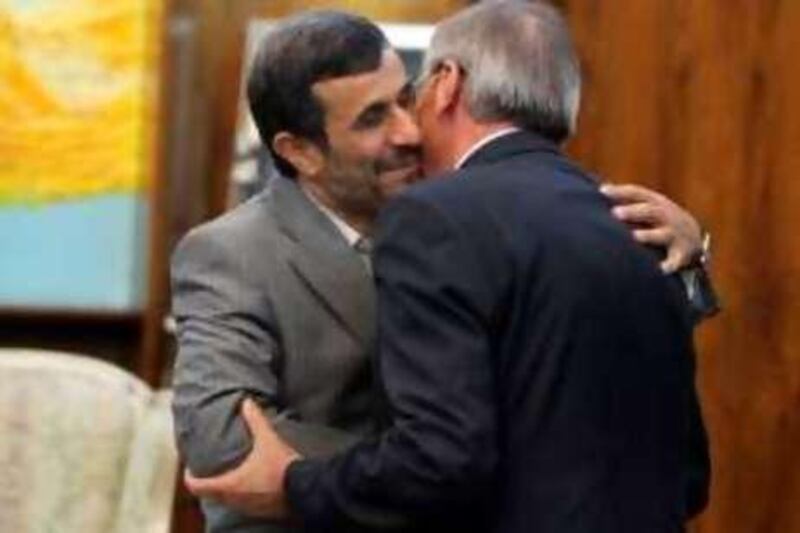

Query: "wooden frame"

xmin=0 ymin=0 xmax=173 ymax=389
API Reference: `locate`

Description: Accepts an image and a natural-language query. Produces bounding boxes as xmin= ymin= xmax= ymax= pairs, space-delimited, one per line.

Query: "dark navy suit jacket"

xmin=285 ymin=131 xmax=710 ymax=533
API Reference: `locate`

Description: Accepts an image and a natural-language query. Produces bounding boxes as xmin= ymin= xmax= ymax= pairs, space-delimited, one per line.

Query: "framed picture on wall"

xmin=0 ymin=0 xmax=163 ymax=313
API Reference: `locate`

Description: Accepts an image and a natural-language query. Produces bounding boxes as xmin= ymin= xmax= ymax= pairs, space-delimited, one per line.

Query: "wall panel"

xmin=563 ymin=1 xmax=800 ymax=531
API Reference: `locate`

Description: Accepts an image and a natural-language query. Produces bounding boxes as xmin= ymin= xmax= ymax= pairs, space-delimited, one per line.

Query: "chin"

xmin=422 ymin=160 xmax=448 ymax=179
xmin=380 ymin=176 xmax=412 ymax=198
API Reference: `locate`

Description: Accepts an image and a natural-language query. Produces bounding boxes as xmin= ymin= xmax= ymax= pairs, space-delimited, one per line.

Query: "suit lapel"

xmin=268 ymin=177 xmax=376 ymax=348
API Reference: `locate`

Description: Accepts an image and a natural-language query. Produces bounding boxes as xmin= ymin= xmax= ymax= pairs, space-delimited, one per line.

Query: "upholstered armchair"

xmin=0 ymin=349 xmax=177 ymax=533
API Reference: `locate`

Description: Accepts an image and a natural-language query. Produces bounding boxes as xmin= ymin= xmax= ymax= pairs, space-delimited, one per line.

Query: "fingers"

xmin=600 ymin=183 xmax=663 ymax=205
xmin=660 ymin=251 xmax=685 ymax=274
xmin=184 ymin=468 xmax=196 ymax=490
xmin=603 ymin=183 xmax=703 ymax=273
xmin=182 ymin=402 xmax=296 ymax=519
xmin=632 ymin=228 xmax=690 ymax=273
xmin=184 ymin=465 xmax=256 ymax=508
xmin=240 ymin=398 xmax=302 ymax=464
xmin=612 ymin=203 xmax=664 ymax=225
xmin=240 ymin=397 xmax=272 ymax=442
xmin=632 ymin=227 xmax=672 ymax=245
xmin=184 ymin=467 xmax=229 ymax=498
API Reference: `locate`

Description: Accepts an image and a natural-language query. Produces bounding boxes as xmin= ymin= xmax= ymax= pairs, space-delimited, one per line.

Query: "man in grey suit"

xmin=171 ymin=12 xmax=421 ymax=532
xmin=171 ymin=10 xmax=715 ymax=532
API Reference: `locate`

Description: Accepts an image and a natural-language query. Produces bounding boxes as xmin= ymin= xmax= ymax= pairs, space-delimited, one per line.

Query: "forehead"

xmin=312 ymin=49 xmax=408 ymax=123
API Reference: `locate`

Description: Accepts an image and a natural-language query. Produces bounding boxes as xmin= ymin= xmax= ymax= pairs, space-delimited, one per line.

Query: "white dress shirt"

xmin=302 ymin=186 xmax=372 ymax=272
xmin=454 ymin=127 xmax=521 ymax=170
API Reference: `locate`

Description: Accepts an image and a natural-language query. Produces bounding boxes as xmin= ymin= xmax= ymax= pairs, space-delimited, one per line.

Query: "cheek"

xmin=420 ymin=130 xmax=444 ymax=176
xmin=422 ymin=155 xmax=440 ymax=178
xmin=366 ymin=136 xmax=392 ymax=162
xmin=343 ymin=138 xmax=386 ymax=169
xmin=328 ymin=128 xmax=369 ymax=155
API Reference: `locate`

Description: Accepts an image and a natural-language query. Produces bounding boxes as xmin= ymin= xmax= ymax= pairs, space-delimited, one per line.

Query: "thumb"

xmin=240 ymin=397 xmax=273 ymax=442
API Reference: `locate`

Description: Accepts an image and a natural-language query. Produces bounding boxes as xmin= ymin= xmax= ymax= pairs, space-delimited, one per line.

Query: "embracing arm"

xmin=601 ymin=183 xmax=720 ymax=322
xmin=283 ymin=195 xmax=501 ymax=531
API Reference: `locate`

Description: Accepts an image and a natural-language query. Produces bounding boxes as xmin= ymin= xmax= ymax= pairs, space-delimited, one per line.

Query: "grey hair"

xmin=423 ymin=1 xmax=581 ymax=143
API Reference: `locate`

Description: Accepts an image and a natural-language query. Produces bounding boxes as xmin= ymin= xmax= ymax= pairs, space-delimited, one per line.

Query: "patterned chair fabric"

xmin=0 ymin=349 xmax=177 ymax=533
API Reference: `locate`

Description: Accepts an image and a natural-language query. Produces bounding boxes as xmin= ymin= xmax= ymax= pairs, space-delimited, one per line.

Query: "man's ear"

xmin=272 ymin=132 xmax=325 ymax=178
xmin=432 ymin=59 xmax=465 ymax=115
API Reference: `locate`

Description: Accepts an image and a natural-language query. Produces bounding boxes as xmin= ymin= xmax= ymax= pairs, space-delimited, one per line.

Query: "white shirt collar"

xmin=301 ymin=186 xmax=362 ymax=247
xmin=454 ymin=127 xmax=522 ymax=170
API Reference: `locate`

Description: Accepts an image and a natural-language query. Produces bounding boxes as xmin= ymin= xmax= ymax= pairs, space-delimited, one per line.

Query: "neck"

xmin=448 ymin=120 xmax=517 ymax=170
xmin=299 ymin=179 xmax=373 ymax=235
xmin=342 ymin=214 xmax=372 ymax=236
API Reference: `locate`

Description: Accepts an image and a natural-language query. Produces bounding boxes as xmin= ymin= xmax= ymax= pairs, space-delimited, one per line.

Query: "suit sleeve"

xmin=285 ymin=195 xmax=504 ymax=531
xmin=171 ymin=229 xmax=357 ymax=478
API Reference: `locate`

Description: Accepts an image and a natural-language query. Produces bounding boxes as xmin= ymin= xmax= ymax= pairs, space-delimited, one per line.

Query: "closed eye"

xmin=397 ymin=81 xmax=415 ymax=109
xmin=354 ymin=102 xmax=390 ymax=130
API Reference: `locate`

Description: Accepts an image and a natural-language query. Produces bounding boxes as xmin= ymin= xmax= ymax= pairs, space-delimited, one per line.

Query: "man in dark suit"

xmin=184 ymin=3 xmax=710 ymax=532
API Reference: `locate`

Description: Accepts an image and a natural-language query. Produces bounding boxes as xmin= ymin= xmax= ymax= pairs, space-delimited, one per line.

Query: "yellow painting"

xmin=0 ymin=0 xmax=162 ymax=204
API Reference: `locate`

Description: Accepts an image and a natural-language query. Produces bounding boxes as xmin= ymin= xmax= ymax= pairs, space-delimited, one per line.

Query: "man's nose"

xmin=389 ymin=106 xmax=421 ymax=147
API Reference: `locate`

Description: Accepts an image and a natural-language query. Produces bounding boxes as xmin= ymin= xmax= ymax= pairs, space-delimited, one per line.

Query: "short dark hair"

xmin=247 ymin=11 xmax=389 ymax=177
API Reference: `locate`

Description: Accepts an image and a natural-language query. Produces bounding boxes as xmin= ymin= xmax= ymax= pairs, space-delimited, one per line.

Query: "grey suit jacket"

xmin=171 ymin=176 xmax=377 ymax=532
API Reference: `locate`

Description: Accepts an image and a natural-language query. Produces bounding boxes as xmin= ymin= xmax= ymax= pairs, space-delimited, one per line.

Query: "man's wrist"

xmin=698 ymin=229 xmax=712 ymax=267
xmin=687 ymin=228 xmax=712 ymax=270
xmin=281 ymin=456 xmax=304 ymax=517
